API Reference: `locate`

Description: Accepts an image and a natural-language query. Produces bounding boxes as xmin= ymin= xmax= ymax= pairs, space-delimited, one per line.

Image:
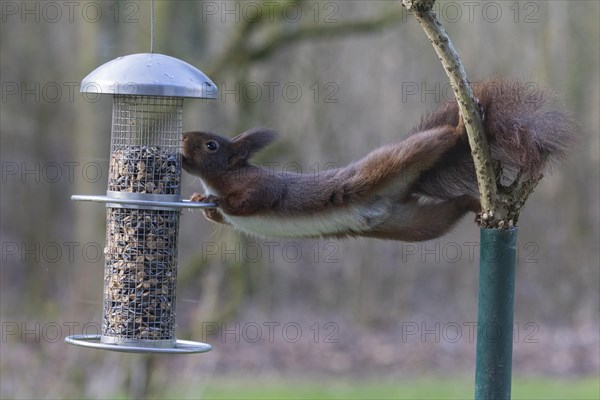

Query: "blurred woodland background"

xmin=1 ymin=1 xmax=599 ymax=399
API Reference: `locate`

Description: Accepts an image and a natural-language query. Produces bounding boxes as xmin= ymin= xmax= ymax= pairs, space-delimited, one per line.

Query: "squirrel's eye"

xmin=205 ymin=141 xmax=219 ymax=152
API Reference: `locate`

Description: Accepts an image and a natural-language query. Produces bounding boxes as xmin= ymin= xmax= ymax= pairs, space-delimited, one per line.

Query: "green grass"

xmin=194 ymin=376 xmax=599 ymax=400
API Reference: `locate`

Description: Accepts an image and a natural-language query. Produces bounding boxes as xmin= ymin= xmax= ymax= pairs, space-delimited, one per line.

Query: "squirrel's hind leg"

xmin=369 ymin=195 xmax=479 ymax=241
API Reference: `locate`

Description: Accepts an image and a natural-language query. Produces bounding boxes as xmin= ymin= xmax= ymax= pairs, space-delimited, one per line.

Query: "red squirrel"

xmin=182 ymin=79 xmax=575 ymax=241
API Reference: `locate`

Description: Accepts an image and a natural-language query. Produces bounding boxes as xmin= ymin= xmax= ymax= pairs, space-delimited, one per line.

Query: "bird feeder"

xmin=66 ymin=53 xmax=217 ymax=354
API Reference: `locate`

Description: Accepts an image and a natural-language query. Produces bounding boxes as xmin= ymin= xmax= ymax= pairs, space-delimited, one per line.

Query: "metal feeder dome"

xmin=80 ymin=53 xmax=218 ymax=98
xmin=66 ymin=53 xmax=217 ymax=354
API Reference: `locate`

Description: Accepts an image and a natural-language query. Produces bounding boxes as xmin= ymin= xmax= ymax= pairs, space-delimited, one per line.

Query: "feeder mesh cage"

xmin=102 ymin=95 xmax=183 ymax=344
xmin=108 ymin=96 xmax=183 ymax=195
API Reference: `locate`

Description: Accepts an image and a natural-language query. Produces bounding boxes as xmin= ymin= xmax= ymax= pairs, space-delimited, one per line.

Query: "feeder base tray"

xmin=65 ymin=334 xmax=212 ymax=354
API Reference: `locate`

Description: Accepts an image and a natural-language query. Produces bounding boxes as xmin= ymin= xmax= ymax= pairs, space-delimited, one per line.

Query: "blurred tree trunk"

xmin=71 ymin=18 xmax=104 ymax=313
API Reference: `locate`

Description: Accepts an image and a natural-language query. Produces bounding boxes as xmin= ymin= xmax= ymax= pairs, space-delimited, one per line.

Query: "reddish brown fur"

xmin=413 ymin=79 xmax=576 ymax=199
xmin=182 ymin=79 xmax=576 ymax=241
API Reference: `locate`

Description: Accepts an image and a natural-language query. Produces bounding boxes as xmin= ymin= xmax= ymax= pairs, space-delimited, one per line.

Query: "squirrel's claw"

xmin=204 ymin=194 xmax=219 ymax=205
xmin=189 ymin=192 xmax=207 ymax=202
xmin=189 ymin=193 xmax=226 ymax=223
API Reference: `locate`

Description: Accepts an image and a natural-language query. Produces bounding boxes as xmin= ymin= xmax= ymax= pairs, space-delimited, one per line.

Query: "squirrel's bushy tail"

xmin=413 ymin=79 xmax=577 ymax=199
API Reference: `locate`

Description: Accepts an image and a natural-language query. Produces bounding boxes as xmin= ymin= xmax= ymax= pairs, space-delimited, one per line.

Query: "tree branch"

xmin=402 ymin=0 xmax=501 ymax=226
xmin=207 ymin=4 xmax=404 ymax=78
xmin=247 ymin=10 xmax=404 ymax=62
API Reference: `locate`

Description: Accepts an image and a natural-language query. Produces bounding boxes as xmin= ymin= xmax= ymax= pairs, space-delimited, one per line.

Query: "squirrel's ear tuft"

xmin=230 ymin=128 xmax=278 ymax=164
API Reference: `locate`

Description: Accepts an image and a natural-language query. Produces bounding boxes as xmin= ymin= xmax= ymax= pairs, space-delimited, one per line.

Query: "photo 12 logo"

xmin=1 ymin=81 xmax=165 ymax=104
xmin=401 ymin=2 xmax=540 ymax=24
xmin=200 ymin=1 xmax=340 ymax=24
xmin=214 ymin=81 xmax=339 ymax=104
xmin=200 ymin=241 xmax=341 ymax=264
xmin=399 ymin=241 xmax=540 ymax=264
xmin=1 ymin=241 xmax=103 ymax=264
xmin=1 ymin=161 xmax=103 ymax=185
xmin=1 ymin=1 xmax=140 ymax=24
xmin=2 ymin=321 xmax=101 ymax=344
xmin=400 ymin=321 xmax=540 ymax=344
xmin=200 ymin=321 xmax=340 ymax=344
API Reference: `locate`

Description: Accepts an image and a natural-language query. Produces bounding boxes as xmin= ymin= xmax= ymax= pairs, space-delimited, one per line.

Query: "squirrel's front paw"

xmin=190 ymin=194 xmax=226 ymax=223
xmin=203 ymin=194 xmax=219 ymax=205
xmin=202 ymin=195 xmax=226 ymax=223
xmin=190 ymin=193 xmax=221 ymax=206
xmin=190 ymin=192 xmax=207 ymax=202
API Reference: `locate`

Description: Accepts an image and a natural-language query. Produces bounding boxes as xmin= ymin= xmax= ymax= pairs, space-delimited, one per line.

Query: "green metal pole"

xmin=475 ymin=227 xmax=517 ymax=400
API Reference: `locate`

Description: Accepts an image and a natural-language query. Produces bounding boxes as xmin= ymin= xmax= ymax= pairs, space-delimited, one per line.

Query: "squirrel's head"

xmin=182 ymin=128 xmax=277 ymax=178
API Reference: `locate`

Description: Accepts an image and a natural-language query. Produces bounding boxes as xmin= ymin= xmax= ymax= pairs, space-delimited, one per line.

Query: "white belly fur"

xmin=223 ymin=202 xmax=391 ymax=238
